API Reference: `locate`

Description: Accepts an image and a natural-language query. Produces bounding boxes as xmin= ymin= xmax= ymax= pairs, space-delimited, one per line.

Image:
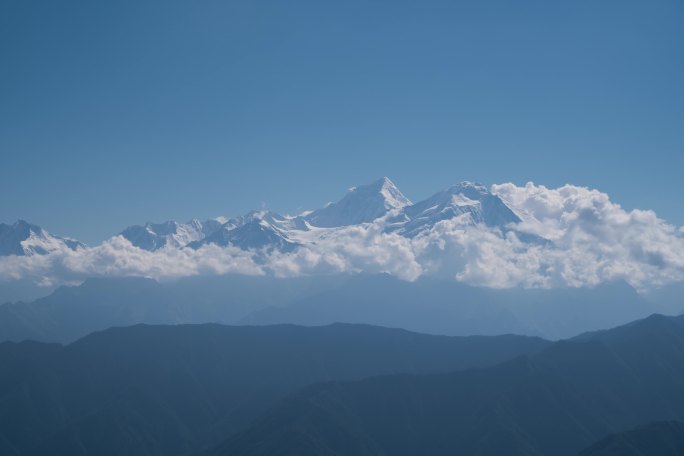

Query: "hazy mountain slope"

xmin=0 ymin=274 xmax=659 ymax=343
xmin=0 ymin=323 xmax=548 ymax=456
xmin=242 ymin=274 xmax=535 ymax=337
xmin=643 ymin=282 xmax=684 ymax=316
xmin=209 ymin=314 xmax=684 ymax=456
xmin=577 ymin=421 xmax=684 ymax=456
xmin=499 ymin=280 xmax=650 ymax=339
xmin=0 ymin=275 xmax=348 ymax=343
xmin=0 ymin=278 xmax=56 ymax=306
xmin=244 ymin=275 xmax=655 ymax=340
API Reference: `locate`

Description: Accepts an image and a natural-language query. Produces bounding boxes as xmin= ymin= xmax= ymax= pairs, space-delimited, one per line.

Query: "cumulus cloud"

xmin=1 ymin=183 xmax=684 ymax=291
xmin=0 ymin=236 xmax=263 ymax=287
xmin=265 ymin=223 xmax=422 ymax=280
xmin=410 ymin=219 xmax=552 ymax=288
xmin=491 ymin=183 xmax=684 ymax=289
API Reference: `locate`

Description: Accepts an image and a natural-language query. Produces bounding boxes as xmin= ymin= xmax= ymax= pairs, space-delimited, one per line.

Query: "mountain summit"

xmin=120 ymin=219 xmax=223 ymax=251
xmin=305 ymin=177 xmax=412 ymax=228
xmin=189 ymin=211 xmax=299 ymax=252
xmin=0 ymin=220 xmax=84 ymax=256
xmin=397 ymin=181 xmax=522 ymax=236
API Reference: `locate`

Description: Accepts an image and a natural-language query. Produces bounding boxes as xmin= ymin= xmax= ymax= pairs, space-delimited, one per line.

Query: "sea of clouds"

xmin=2 ymin=183 xmax=683 ymax=291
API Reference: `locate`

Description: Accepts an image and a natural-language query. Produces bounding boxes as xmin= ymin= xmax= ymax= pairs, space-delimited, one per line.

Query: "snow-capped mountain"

xmin=304 ymin=177 xmax=411 ymax=228
xmin=391 ymin=182 xmax=521 ymax=237
xmin=120 ymin=219 xmax=223 ymax=251
xmin=188 ymin=211 xmax=299 ymax=252
xmin=111 ymin=178 xmax=525 ymax=253
xmin=0 ymin=220 xmax=84 ymax=256
xmin=2 ymin=179 xmax=526 ymax=256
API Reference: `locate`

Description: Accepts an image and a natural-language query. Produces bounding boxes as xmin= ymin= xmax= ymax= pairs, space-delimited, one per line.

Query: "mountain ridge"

xmin=0 ymin=322 xmax=549 ymax=456
xmin=1 ymin=178 xmax=523 ymax=255
xmin=206 ymin=312 xmax=684 ymax=456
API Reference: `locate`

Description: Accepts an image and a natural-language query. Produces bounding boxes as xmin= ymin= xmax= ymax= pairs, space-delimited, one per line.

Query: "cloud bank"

xmin=2 ymin=183 xmax=683 ymax=291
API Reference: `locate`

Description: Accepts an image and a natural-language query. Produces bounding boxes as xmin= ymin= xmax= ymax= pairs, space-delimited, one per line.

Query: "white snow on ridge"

xmin=450 ymin=194 xmax=480 ymax=207
xmin=0 ymin=220 xmax=84 ymax=257
xmin=22 ymin=231 xmax=68 ymax=256
xmin=303 ymin=177 xmax=411 ymax=228
xmin=119 ymin=219 xmax=224 ymax=251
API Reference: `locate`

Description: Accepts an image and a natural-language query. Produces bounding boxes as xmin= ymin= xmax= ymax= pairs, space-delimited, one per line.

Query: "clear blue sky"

xmin=1 ymin=0 xmax=682 ymax=244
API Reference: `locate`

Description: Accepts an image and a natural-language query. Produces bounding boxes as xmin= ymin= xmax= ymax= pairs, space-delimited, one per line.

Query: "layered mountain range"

xmin=5 ymin=312 xmax=684 ymax=455
xmin=209 ymin=313 xmax=684 ymax=456
xmin=3 ymin=181 xmax=684 ymax=456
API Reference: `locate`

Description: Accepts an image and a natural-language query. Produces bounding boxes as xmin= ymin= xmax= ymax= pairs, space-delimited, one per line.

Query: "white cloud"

xmin=0 ymin=236 xmax=263 ymax=287
xmin=411 ymin=221 xmax=552 ymax=288
xmin=265 ymin=223 xmax=422 ymax=280
xmin=491 ymin=183 xmax=684 ymax=289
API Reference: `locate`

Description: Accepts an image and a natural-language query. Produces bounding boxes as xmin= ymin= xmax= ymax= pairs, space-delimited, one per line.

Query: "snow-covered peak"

xmin=305 ymin=177 xmax=412 ymax=228
xmin=236 ymin=210 xmax=285 ymax=226
xmin=404 ymin=182 xmax=482 ymax=218
xmin=120 ymin=219 xmax=222 ymax=251
xmin=453 ymin=180 xmax=485 ymax=188
xmin=0 ymin=220 xmax=84 ymax=256
xmin=396 ymin=182 xmax=521 ymax=237
xmin=348 ymin=177 xmax=411 ymax=210
xmin=378 ymin=176 xmax=413 ymax=209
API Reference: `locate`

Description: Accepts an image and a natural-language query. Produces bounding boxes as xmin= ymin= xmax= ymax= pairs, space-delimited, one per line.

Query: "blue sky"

xmin=1 ymin=0 xmax=682 ymax=244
